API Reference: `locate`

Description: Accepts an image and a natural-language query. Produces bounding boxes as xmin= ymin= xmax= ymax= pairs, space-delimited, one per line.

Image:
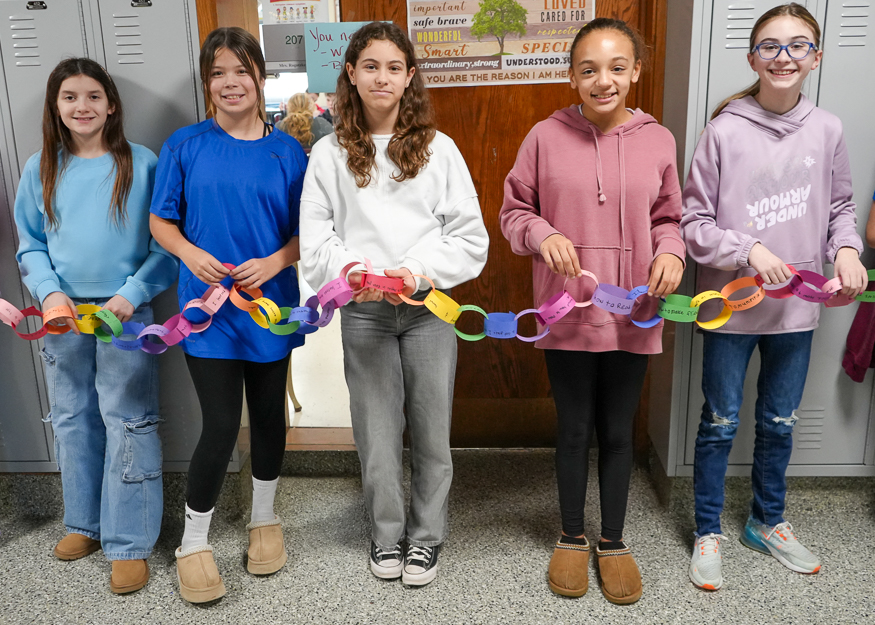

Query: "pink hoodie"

xmin=500 ymin=106 xmax=685 ymax=354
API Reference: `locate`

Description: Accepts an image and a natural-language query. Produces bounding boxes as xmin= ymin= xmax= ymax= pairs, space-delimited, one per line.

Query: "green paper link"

xmin=453 ymin=304 xmax=488 ymax=342
xmin=94 ymin=309 xmax=123 ymax=338
xmin=658 ymin=295 xmax=700 ymax=323
xmin=268 ymin=307 xmax=301 ymax=336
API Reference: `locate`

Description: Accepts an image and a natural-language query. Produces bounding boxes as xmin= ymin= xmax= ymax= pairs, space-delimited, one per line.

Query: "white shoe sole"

xmin=402 ymin=564 xmax=438 ymax=586
xmin=739 ymin=532 xmax=821 ymax=574
xmin=370 ymin=559 xmax=402 ymax=579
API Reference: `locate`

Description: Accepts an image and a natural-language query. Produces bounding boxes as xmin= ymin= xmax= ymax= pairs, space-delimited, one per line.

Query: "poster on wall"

xmin=262 ymin=0 xmax=332 ymax=72
xmin=407 ymin=0 xmax=593 ymax=87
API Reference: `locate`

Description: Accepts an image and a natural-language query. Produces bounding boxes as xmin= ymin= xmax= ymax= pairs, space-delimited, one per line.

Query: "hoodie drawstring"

xmin=618 ymin=127 xmax=628 ymax=289
xmin=589 ymin=127 xmax=607 ymax=204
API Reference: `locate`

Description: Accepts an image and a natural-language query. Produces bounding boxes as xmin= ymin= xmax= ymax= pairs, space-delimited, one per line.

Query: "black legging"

xmin=544 ymin=349 xmax=649 ymax=541
xmin=184 ymin=353 xmax=290 ymax=512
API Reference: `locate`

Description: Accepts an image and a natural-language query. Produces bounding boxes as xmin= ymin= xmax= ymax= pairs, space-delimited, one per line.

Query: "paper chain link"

xmin=2 ymin=263 xmax=874 ymax=351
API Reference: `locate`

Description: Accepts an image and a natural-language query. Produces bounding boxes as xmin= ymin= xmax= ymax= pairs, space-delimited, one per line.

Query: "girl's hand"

xmin=347 ymin=271 xmax=384 ymax=303
xmin=383 ymin=268 xmax=417 ymax=306
xmin=647 ymin=254 xmax=684 ymax=297
xmin=539 ymin=234 xmax=582 ymax=278
xmin=748 ymin=243 xmax=794 ymax=285
xmin=42 ymin=291 xmax=80 ymax=335
xmin=101 ymin=295 xmax=135 ymax=323
xmin=181 ymin=247 xmax=229 ymax=285
xmin=231 ymin=257 xmax=282 ymax=289
xmin=834 ymin=247 xmax=868 ymax=299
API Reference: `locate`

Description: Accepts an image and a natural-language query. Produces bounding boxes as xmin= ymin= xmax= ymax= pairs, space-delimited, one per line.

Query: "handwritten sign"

xmin=304 ymin=22 xmax=370 ymax=93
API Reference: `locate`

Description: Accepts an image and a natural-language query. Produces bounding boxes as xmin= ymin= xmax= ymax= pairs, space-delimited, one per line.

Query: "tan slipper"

xmin=548 ymin=535 xmax=590 ymax=597
xmin=595 ymin=541 xmax=642 ymax=605
xmin=110 ymin=559 xmax=149 ymax=594
xmin=175 ymin=545 xmax=226 ymax=603
xmin=246 ymin=517 xmax=288 ymax=575
xmin=54 ymin=533 xmax=101 ymax=561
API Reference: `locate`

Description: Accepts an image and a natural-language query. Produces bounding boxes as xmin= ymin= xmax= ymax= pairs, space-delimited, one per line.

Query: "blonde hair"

xmin=711 ymin=3 xmax=821 ymax=120
xmin=278 ymin=93 xmax=314 ymax=146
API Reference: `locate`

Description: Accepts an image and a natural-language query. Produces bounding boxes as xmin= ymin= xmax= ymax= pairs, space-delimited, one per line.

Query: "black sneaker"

xmin=369 ymin=541 xmax=403 ymax=579
xmin=402 ymin=544 xmax=440 ymax=586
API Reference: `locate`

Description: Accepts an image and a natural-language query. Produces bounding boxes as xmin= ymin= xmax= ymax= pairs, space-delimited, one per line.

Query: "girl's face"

xmin=209 ymin=47 xmax=265 ymax=121
xmin=569 ymin=30 xmax=641 ymax=123
xmin=748 ymin=16 xmax=822 ymax=97
xmin=56 ymin=74 xmax=114 ymax=145
xmin=346 ymin=40 xmax=414 ymax=128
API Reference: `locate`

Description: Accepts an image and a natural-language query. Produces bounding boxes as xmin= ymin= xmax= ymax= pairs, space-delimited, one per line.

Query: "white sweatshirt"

xmin=300 ymin=131 xmax=489 ymax=292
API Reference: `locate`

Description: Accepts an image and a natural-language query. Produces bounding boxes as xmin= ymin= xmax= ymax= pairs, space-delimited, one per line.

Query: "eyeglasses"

xmin=753 ymin=41 xmax=817 ymax=60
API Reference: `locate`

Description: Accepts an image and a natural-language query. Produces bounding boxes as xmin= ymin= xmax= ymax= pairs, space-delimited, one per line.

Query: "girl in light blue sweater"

xmin=14 ymin=58 xmax=176 ymax=595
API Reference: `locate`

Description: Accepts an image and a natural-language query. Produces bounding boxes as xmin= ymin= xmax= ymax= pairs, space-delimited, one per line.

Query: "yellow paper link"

xmin=74 ymin=304 xmax=104 ymax=334
xmin=248 ymin=297 xmax=282 ymax=329
xmin=424 ymin=289 xmax=462 ymax=324
xmin=690 ymin=290 xmax=732 ymax=330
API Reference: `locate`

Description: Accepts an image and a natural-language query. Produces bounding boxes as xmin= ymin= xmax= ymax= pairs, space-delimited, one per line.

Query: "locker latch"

xmin=25 ymin=1 xmax=47 ymax=9
xmin=131 ymin=0 xmax=152 ymax=6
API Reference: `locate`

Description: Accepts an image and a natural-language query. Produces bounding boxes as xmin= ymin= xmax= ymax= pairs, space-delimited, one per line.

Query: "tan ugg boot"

xmin=175 ymin=545 xmax=226 ymax=603
xmin=246 ymin=517 xmax=287 ymax=575
xmin=595 ymin=541 xmax=642 ymax=605
xmin=110 ymin=559 xmax=149 ymax=594
xmin=54 ymin=533 xmax=101 ymax=560
xmin=548 ymin=535 xmax=590 ymax=597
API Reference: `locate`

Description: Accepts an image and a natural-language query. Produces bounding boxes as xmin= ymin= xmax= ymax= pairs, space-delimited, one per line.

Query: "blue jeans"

xmin=340 ymin=296 xmax=457 ymax=548
xmin=693 ymin=330 xmax=812 ymax=536
xmin=41 ymin=299 xmax=162 ymax=560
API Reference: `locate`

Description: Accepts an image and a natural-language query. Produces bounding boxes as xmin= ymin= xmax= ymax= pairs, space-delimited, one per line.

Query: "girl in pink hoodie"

xmin=681 ymin=4 xmax=867 ymax=592
xmin=500 ymin=18 xmax=685 ymax=605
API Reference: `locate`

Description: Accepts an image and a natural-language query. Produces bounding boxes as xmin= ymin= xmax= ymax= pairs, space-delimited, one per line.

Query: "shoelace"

xmin=375 ymin=545 xmax=401 ymax=560
xmin=406 ymin=545 xmax=433 ymax=565
xmin=698 ymin=533 xmax=727 ymax=555
xmin=766 ymin=521 xmax=797 ymax=543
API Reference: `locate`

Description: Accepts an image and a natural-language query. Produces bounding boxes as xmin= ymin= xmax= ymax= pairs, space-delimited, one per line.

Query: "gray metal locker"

xmin=0 ymin=0 xmax=245 ymax=473
xmin=653 ymin=0 xmax=875 ymax=478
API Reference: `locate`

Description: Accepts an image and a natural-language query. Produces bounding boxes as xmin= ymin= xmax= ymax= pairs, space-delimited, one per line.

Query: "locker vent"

xmin=794 ymin=409 xmax=824 ymax=450
xmin=839 ymin=1 xmax=869 ymax=47
xmin=112 ymin=13 xmax=143 ymax=64
xmin=725 ymin=3 xmax=757 ymax=49
xmin=8 ymin=14 xmax=40 ymax=67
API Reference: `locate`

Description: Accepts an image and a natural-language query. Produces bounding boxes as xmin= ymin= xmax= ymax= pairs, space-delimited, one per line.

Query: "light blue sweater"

xmin=14 ymin=142 xmax=177 ymax=309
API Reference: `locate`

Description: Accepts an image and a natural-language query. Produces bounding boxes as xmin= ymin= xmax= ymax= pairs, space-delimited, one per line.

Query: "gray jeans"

xmin=340 ymin=296 xmax=457 ymax=548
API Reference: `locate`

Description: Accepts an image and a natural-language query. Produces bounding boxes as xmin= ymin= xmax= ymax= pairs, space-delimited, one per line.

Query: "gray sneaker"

xmin=740 ymin=519 xmax=821 ymax=574
xmin=689 ymin=533 xmax=726 ymax=590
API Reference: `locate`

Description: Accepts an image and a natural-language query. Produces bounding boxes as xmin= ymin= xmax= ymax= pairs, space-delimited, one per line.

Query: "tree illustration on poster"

xmin=470 ymin=0 xmax=527 ymax=56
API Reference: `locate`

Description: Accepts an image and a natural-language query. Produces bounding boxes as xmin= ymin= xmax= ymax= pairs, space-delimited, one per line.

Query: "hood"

xmin=719 ymin=94 xmax=815 ymax=138
xmin=549 ymin=105 xmax=658 ymax=136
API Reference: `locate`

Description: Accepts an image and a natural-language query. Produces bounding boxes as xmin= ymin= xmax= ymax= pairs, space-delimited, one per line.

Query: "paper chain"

xmin=2 ymin=262 xmax=874 ymax=352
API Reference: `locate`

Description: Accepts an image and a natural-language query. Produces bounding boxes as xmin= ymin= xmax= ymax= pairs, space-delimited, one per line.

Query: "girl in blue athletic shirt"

xmin=150 ymin=27 xmax=307 ymax=604
xmin=14 ymin=57 xmax=176 ymax=594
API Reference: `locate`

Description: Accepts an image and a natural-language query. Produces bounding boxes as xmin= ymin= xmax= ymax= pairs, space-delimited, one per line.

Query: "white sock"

xmin=251 ymin=476 xmax=279 ymax=524
xmin=181 ymin=505 xmax=213 ymax=552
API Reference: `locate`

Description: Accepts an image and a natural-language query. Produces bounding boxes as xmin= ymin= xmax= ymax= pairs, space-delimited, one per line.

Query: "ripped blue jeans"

xmin=41 ymin=299 xmax=162 ymax=560
xmin=694 ymin=330 xmax=813 ymax=536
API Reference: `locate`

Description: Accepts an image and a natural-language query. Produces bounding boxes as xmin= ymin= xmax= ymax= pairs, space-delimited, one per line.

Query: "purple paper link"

xmin=137 ymin=324 xmax=169 ymax=355
xmin=312 ymin=300 xmax=336 ymax=327
xmin=484 ymin=312 xmax=518 ymax=339
xmin=111 ymin=322 xmax=146 ymax=351
xmin=294 ymin=322 xmax=320 ymax=335
xmin=286 ymin=306 xmax=320 ymax=323
xmin=625 ymin=285 xmax=662 ymax=328
xmin=591 ymin=284 xmax=634 ymax=315
xmin=514 ymin=309 xmax=550 ymax=342
xmin=790 ymin=270 xmax=835 ymax=303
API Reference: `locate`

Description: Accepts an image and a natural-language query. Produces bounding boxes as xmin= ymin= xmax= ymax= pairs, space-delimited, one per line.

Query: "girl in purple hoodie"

xmin=500 ymin=18 xmax=685 ymax=605
xmin=681 ymin=3 xmax=867 ymax=592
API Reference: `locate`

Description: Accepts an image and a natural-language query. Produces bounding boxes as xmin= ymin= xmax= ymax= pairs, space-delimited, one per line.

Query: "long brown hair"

xmin=278 ymin=93 xmax=315 ymax=146
xmin=40 ymin=58 xmax=132 ymax=229
xmin=199 ymin=27 xmax=267 ymax=122
xmin=711 ymin=3 xmax=821 ymax=119
xmin=334 ymin=21 xmax=435 ymax=188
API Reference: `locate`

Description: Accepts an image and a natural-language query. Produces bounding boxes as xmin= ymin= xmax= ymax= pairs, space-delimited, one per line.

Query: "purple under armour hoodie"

xmin=681 ymin=95 xmax=863 ymax=334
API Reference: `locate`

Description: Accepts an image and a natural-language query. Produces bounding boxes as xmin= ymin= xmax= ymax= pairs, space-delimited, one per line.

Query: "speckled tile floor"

xmin=1 ymin=450 xmax=873 ymax=625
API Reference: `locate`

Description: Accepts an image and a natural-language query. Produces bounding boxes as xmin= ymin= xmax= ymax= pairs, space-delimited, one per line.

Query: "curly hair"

xmin=334 ymin=21 xmax=435 ymax=188
xmin=41 ymin=58 xmax=132 ymax=229
xmin=278 ymin=93 xmax=315 ymax=146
